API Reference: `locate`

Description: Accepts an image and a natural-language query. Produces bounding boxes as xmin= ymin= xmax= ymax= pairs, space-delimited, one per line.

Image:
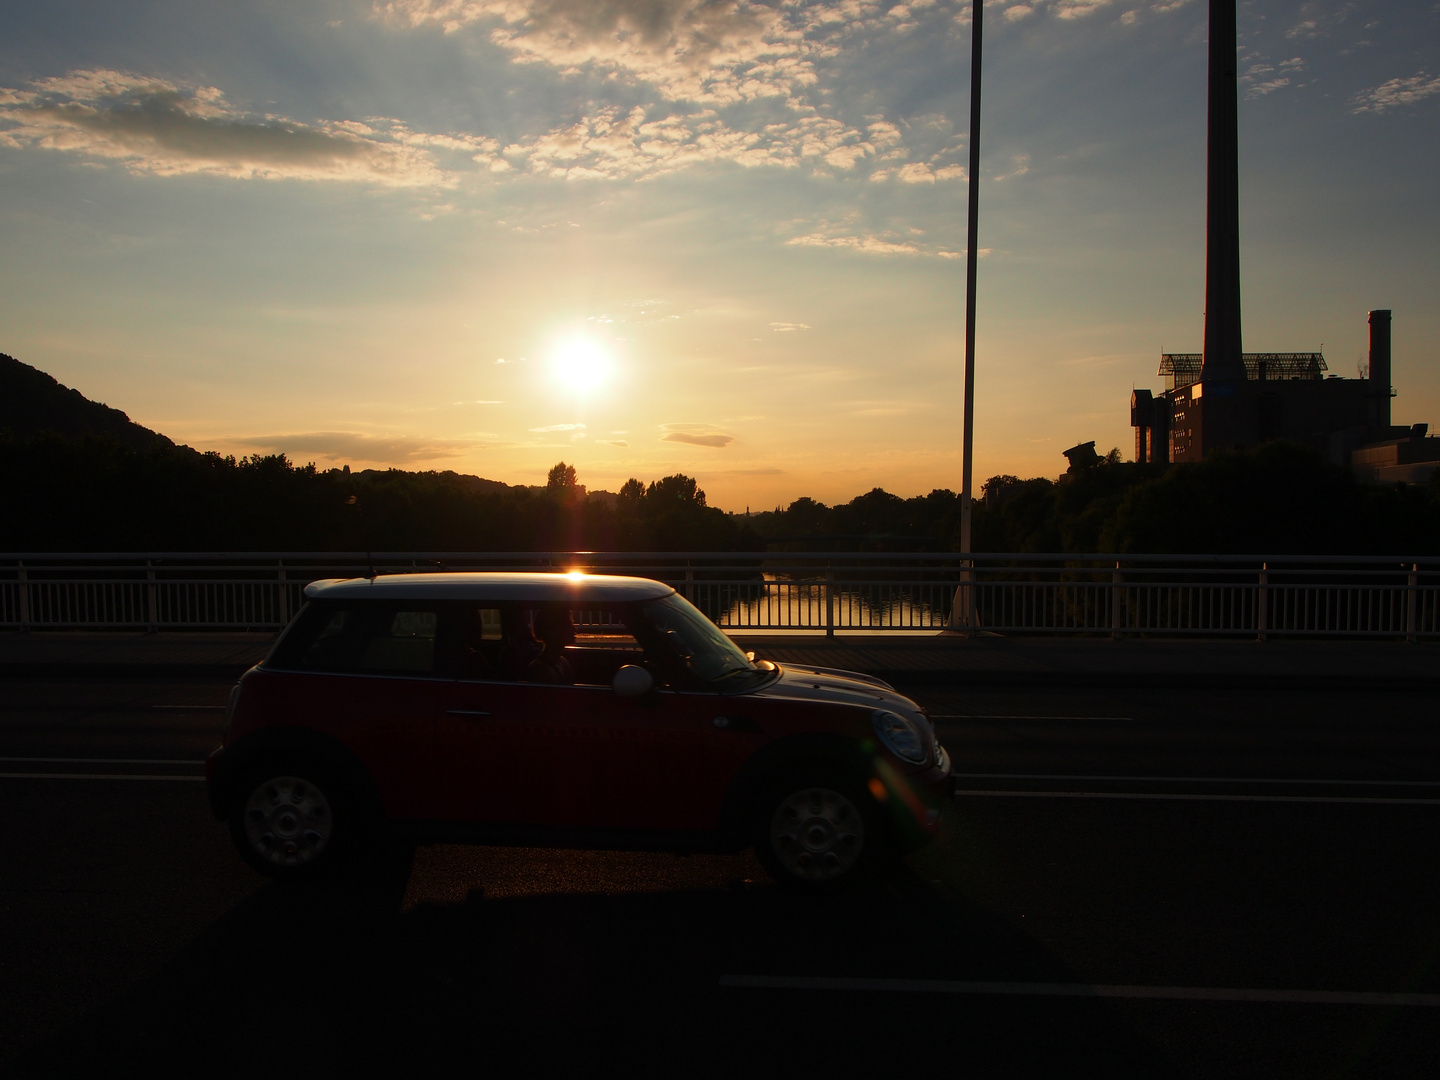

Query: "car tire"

xmin=753 ymin=768 xmax=889 ymax=889
xmin=228 ymin=762 xmax=360 ymax=881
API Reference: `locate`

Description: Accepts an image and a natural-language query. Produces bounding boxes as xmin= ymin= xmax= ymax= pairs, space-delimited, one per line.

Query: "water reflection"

xmin=702 ymin=575 xmax=950 ymax=632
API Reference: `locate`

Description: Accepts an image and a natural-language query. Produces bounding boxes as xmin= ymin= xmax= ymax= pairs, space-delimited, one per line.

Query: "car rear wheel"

xmin=754 ymin=772 xmax=887 ymax=889
xmin=229 ymin=767 xmax=350 ymax=880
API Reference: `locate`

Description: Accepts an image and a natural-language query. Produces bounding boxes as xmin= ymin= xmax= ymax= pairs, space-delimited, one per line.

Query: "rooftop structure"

xmin=1159 ymin=353 xmax=1326 ymax=391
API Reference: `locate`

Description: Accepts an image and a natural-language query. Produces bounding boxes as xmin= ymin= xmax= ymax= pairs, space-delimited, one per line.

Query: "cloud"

xmin=600 ymin=439 xmax=629 ymax=446
xmin=1351 ymin=72 xmax=1440 ymax=114
xmin=377 ymin=0 xmax=853 ymax=106
xmin=229 ymin=431 xmax=484 ymax=463
xmin=377 ymin=3 xmax=951 ymax=183
xmin=994 ymin=0 xmax=1192 ymax=24
xmin=875 ymin=161 xmax=965 ymax=184
xmin=992 ymin=152 xmax=1029 ymax=181
xmin=1053 ymin=0 xmax=1113 ymax=19
xmin=0 ymin=69 xmax=500 ymax=184
xmin=501 ymin=104 xmax=890 ymax=181
xmin=1285 ymin=1 xmax=1362 ymax=41
xmin=770 ymin=321 xmax=811 ymax=331
xmin=529 ymin=422 xmax=587 ymax=431
xmin=663 ymin=431 xmax=735 ymax=447
xmin=786 ymin=232 xmax=922 ymax=256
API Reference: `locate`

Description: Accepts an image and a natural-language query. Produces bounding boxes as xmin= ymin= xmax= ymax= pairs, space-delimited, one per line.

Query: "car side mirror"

xmin=612 ymin=664 xmax=654 ymax=698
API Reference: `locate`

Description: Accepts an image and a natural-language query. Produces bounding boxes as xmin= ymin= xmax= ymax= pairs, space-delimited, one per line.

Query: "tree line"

xmin=0 ymin=436 xmax=760 ymax=553
xmin=3 ymin=433 xmax=1437 ymax=554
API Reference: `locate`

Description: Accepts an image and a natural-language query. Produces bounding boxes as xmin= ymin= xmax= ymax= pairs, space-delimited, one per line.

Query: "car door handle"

xmin=446 ymin=708 xmax=492 ymax=717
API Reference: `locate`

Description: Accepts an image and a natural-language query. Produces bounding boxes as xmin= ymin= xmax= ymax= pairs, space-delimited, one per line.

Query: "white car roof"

xmin=303 ymin=572 xmax=676 ymax=603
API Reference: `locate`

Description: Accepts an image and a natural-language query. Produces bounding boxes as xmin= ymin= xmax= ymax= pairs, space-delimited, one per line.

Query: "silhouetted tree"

xmin=547 ymin=461 xmax=578 ymax=490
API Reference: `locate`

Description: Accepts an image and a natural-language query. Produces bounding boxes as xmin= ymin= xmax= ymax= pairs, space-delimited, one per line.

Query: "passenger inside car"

xmin=498 ymin=607 xmax=542 ymax=680
xmin=527 ymin=605 xmax=576 ymax=684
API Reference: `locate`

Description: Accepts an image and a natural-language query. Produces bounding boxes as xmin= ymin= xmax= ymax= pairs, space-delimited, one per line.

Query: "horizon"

xmin=2 ymin=0 xmax=1437 ymax=513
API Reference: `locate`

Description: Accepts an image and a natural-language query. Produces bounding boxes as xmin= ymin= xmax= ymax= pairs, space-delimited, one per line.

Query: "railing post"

xmin=17 ymin=561 xmax=30 ymax=633
xmin=1257 ymin=562 xmax=1268 ymax=641
xmin=684 ymin=560 xmax=694 ymax=602
xmin=825 ymin=565 xmax=835 ymax=638
xmin=1110 ymin=561 xmax=1122 ymax=639
xmin=947 ymin=558 xmax=977 ymax=630
xmin=145 ymin=559 xmax=157 ymax=633
xmin=277 ymin=560 xmax=289 ymax=628
xmin=1406 ymin=563 xmax=1419 ymax=644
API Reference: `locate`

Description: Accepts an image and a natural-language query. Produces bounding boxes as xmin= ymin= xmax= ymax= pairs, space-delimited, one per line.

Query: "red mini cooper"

xmin=207 ymin=573 xmax=952 ymax=888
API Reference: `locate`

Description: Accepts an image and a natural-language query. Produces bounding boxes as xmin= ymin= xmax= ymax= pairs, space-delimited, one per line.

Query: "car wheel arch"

xmin=213 ymin=726 xmax=381 ymax=823
xmin=717 ymin=731 xmax=875 ymax=848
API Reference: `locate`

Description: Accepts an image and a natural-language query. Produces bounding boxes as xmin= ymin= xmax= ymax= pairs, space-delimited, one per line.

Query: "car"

xmin=206 ymin=572 xmax=953 ymax=888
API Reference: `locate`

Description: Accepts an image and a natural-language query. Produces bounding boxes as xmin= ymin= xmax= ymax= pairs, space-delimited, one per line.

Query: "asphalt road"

xmin=2 ymin=676 xmax=1438 ymax=1077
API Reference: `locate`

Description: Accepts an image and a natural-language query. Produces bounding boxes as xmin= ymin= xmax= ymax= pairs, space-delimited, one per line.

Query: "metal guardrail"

xmin=1 ymin=552 xmax=1436 ymax=640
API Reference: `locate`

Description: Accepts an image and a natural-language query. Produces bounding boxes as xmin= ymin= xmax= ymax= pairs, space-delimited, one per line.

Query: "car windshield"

xmin=640 ymin=594 xmax=765 ymax=688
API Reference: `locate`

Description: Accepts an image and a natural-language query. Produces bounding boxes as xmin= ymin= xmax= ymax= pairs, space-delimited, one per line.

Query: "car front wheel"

xmin=754 ymin=772 xmax=886 ymax=888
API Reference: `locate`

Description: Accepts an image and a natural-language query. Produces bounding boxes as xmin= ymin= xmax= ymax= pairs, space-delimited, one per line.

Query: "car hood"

xmin=751 ymin=662 xmax=928 ymax=723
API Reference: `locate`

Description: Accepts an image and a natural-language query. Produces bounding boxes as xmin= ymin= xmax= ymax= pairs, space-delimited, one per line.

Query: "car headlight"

xmin=872 ymin=709 xmax=928 ymax=765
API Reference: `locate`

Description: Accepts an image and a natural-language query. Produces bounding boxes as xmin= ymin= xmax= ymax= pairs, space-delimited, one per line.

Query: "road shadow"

xmin=5 ymin=842 xmax=1173 ymax=1077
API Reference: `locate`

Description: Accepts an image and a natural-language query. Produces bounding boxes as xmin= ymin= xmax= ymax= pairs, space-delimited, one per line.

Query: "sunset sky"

xmin=2 ymin=0 xmax=1437 ymax=509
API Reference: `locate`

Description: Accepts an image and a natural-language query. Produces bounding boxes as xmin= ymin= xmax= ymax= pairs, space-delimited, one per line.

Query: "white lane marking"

xmin=0 ymin=757 xmax=206 ymax=765
xmin=719 ymin=975 xmax=1440 ymax=1006
xmin=955 ymin=789 xmax=1440 ymax=805
xmin=952 ymin=772 xmax=1440 ymax=788
xmin=931 ymin=715 xmax=1134 ymax=722
xmin=0 ymin=773 xmax=205 ymax=782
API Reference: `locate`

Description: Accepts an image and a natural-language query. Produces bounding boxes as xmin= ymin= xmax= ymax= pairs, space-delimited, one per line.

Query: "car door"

xmin=433 ymin=603 xmax=750 ymax=833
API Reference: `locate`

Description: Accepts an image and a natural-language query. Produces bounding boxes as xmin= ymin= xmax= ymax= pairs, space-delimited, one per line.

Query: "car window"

xmin=638 ymin=593 xmax=765 ymax=689
xmin=455 ymin=604 xmax=644 ymax=686
xmin=270 ymin=602 xmax=443 ymax=675
xmin=572 ymin=609 xmax=642 ymax=652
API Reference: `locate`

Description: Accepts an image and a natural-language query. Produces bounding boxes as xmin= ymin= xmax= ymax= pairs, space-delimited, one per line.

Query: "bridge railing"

xmin=0 ymin=552 xmax=1436 ymax=640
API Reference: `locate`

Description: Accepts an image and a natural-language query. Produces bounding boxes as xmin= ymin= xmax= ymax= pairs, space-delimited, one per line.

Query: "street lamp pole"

xmin=953 ymin=0 xmax=983 ymax=628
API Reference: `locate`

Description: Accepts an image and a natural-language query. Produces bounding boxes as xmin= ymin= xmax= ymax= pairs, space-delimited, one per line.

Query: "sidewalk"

xmin=1 ymin=630 xmax=1435 ymax=688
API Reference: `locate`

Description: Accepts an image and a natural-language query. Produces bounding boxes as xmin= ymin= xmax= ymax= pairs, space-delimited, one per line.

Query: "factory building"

xmin=1129 ymin=309 xmax=1439 ymax=484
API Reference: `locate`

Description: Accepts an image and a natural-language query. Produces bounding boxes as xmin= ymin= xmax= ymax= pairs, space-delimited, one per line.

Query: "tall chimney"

xmin=1369 ymin=309 xmax=1392 ymax=432
xmin=1201 ymin=0 xmax=1245 ymax=382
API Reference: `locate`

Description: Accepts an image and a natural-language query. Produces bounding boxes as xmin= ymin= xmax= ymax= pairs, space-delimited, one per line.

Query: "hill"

xmin=0 ymin=353 xmax=176 ymax=452
xmin=0 ymin=352 xmax=756 ymax=552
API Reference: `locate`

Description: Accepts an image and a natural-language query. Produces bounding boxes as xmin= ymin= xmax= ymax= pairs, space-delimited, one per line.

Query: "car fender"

xmin=209 ymin=725 xmax=382 ymax=824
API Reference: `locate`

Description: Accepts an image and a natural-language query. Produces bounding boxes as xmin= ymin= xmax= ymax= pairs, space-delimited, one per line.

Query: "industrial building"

xmin=1121 ymin=1 xmax=1438 ymax=487
xmin=1129 ymin=311 xmax=1438 ymax=484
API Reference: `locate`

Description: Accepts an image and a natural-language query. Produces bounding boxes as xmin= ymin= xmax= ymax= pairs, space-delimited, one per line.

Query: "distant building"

xmin=1129 ymin=310 xmax=1440 ymax=483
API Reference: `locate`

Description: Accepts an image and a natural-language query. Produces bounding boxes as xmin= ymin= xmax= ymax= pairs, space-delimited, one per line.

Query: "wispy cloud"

xmin=0 ymin=69 xmax=500 ymax=184
xmin=1285 ymin=1 xmax=1363 ymax=41
xmin=377 ymin=3 xmax=958 ymax=183
xmin=529 ymin=422 xmax=587 ymax=431
xmin=663 ymin=431 xmax=734 ymax=447
xmin=379 ymin=0 xmax=842 ymax=106
xmin=229 ymin=431 xmax=486 ymax=462
xmin=1351 ymin=71 xmax=1440 ymax=113
xmin=787 ymin=233 xmax=922 ymax=255
xmin=503 ymin=105 xmax=897 ymax=181
xmin=785 ymin=221 xmax=971 ymax=257
xmin=770 ymin=321 xmax=811 ymax=332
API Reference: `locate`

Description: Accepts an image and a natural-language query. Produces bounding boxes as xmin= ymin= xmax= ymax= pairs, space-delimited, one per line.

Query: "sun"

xmin=549 ymin=336 xmax=612 ymax=393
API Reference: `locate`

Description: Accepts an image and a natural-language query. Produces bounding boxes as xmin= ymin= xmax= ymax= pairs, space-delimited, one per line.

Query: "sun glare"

xmin=549 ymin=336 xmax=612 ymax=393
